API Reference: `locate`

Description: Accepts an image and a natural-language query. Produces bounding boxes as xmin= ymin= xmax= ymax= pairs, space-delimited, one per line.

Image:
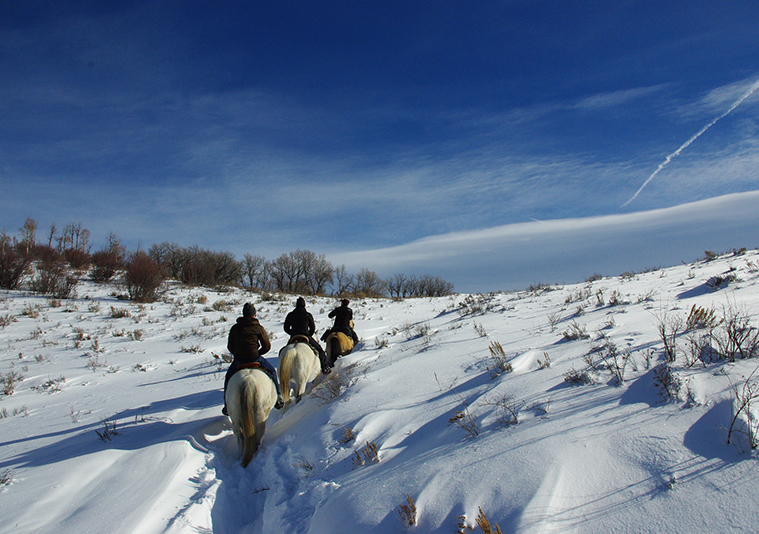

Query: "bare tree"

xmin=269 ymin=249 xmax=333 ymax=294
xmin=416 ymin=274 xmax=454 ymax=297
xmin=46 ymin=223 xmax=57 ymax=248
xmin=241 ymin=254 xmax=266 ymax=288
xmin=58 ymin=222 xmax=91 ymax=268
xmin=333 ymin=264 xmax=354 ymax=296
xmin=385 ymin=272 xmax=408 ymax=298
xmin=149 ymin=242 xmax=184 ymax=279
xmin=256 ymin=260 xmax=274 ymax=291
xmin=19 ymin=218 xmax=37 ymax=256
xmin=307 ymin=253 xmax=334 ymax=295
xmin=270 ymin=251 xmax=303 ymax=293
xmin=353 ymin=268 xmax=385 ymax=298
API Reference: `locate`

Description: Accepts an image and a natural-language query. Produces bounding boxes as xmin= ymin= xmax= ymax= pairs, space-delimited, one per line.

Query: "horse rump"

xmin=278 ymin=342 xmax=320 ymax=406
xmin=325 ymin=331 xmax=355 ymax=367
xmin=225 ymin=369 xmax=277 ymax=467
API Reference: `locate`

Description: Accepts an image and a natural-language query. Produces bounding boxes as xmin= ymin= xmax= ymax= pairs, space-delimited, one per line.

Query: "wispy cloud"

xmin=678 ymin=77 xmax=759 ymax=119
xmin=574 ymin=85 xmax=669 ymax=110
xmin=327 ymin=191 xmax=759 ymax=292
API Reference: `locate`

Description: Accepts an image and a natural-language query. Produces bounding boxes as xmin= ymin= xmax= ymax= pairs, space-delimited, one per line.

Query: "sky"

xmin=1 ymin=1 xmax=759 ymax=291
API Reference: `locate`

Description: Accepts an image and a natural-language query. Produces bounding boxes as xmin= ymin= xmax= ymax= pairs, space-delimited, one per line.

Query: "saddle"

xmin=237 ymin=361 xmax=263 ymax=371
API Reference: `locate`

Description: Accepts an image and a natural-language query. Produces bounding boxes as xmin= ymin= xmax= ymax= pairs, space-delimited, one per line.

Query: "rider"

xmin=284 ymin=297 xmax=331 ymax=374
xmin=322 ymin=298 xmax=359 ymax=346
xmin=223 ymin=303 xmax=283 ymax=415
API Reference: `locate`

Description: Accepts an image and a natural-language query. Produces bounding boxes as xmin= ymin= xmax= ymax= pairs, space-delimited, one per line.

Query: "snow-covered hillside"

xmin=2 ymin=250 xmax=759 ymax=533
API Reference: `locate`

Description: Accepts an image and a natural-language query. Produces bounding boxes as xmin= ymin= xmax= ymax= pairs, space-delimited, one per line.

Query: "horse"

xmin=225 ymin=366 xmax=278 ymax=467
xmin=325 ymin=327 xmax=355 ymax=367
xmin=278 ymin=339 xmax=321 ymax=406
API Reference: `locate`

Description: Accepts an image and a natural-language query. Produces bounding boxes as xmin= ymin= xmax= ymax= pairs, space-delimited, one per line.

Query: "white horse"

xmin=225 ymin=367 xmax=278 ymax=467
xmin=278 ymin=340 xmax=320 ymax=406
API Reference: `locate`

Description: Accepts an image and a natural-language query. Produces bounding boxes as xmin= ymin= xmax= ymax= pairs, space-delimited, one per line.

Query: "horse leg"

xmin=326 ymin=338 xmax=337 ymax=367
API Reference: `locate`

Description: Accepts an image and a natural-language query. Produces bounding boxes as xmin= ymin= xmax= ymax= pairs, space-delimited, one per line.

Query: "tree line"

xmin=1 ymin=218 xmax=454 ymax=302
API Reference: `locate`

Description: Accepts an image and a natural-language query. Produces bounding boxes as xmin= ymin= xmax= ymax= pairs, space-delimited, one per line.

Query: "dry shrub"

xmin=311 ymin=363 xmax=360 ymax=403
xmin=361 ymin=441 xmax=380 ymax=463
xmin=339 ymin=425 xmax=355 ymax=444
xmin=449 ymin=400 xmax=479 ymax=438
xmin=685 ymin=304 xmax=720 ymax=331
xmin=476 ymin=507 xmax=503 ymax=534
xmin=657 ymin=314 xmax=683 ymax=363
xmin=727 ymin=365 xmax=759 ymax=450
xmin=398 ymin=494 xmax=417 ymax=527
xmin=715 ymin=304 xmax=759 ymax=362
xmin=563 ymin=366 xmax=593 ymax=385
xmin=653 ymin=363 xmax=681 ymax=401
xmin=562 ymin=320 xmax=589 ymax=341
xmin=2 ymin=370 xmax=25 ymax=396
xmin=487 ymin=341 xmax=512 ymax=377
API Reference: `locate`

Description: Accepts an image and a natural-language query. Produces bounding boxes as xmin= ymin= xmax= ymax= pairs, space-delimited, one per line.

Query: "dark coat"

xmin=328 ymin=304 xmax=353 ymax=329
xmin=227 ymin=317 xmax=271 ymax=363
xmin=284 ymin=306 xmax=316 ymax=337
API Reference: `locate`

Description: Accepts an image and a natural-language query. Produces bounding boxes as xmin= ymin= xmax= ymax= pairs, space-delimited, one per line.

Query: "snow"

xmin=2 ymin=251 xmax=759 ymax=533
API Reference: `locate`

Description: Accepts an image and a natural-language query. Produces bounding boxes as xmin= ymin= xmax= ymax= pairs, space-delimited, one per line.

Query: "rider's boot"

xmin=316 ymin=346 xmax=331 ymax=374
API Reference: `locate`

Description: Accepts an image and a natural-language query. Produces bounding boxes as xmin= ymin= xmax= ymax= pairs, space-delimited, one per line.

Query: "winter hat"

xmin=341 ymin=299 xmax=349 ymax=306
xmin=242 ymin=303 xmax=256 ymax=317
xmin=296 ymin=297 xmax=306 ymax=308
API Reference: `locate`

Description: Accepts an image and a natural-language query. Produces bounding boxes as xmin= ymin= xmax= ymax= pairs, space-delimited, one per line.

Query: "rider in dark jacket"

xmin=322 ymin=299 xmax=359 ymax=345
xmin=223 ymin=303 xmax=283 ymax=414
xmin=284 ymin=297 xmax=330 ymax=374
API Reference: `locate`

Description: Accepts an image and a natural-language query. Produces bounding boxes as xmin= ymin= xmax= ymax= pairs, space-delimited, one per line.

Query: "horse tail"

xmin=279 ymin=346 xmax=293 ymax=404
xmin=239 ymin=376 xmax=259 ymax=468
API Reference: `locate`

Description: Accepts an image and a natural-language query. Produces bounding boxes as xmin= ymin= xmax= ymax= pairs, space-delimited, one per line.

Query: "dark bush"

xmin=30 ymin=259 xmax=78 ymax=299
xmin=64 ymin=247 xmax=91 ymax=270
xmin=91 ymin=234 xmax=126 ymax=283
xmin=0 ymin=246 xmax=30 ymax=289
xmin=91 ymin=250 xmax=124 ymax=282
xmin=33 ymin=245 xmax=63 ymax=265
xmin=125 ymin=251 xmax=164 ymax=302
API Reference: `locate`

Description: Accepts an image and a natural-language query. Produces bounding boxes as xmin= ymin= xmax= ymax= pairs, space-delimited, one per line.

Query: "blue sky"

xmin=2 ymin=1 xmax=758 ymax=291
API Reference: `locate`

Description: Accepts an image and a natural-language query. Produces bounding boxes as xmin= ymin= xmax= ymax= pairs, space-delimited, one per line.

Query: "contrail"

xmin=622 ymin=79 xmax=759 ymax=207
